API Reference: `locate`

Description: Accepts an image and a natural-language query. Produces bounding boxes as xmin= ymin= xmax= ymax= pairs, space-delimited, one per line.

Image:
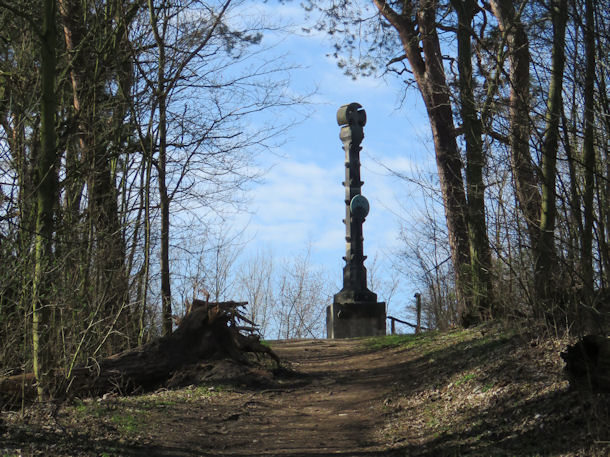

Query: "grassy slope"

xmin=367 ymin=323 xmax=609 ymax=456
xmin=1 ymin=323 xmax=609 ymax=456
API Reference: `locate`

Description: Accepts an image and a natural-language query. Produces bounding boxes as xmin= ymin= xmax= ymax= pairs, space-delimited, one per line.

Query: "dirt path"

xmin=4 ymin=327 xmax=608 ymax=456
xmin=138 ymin=338 xmax=402 ymax=457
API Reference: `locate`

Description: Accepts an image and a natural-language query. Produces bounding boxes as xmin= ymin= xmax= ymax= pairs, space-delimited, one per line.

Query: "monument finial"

xmin=336 ymin=102 xmax=366 ymax=127
xmin=337 ymin=103 xmax=366 ymax=148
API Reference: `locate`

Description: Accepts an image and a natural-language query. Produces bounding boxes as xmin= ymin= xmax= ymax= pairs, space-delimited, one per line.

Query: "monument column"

xmin=326 ymin=103 xmax=386 ymax=338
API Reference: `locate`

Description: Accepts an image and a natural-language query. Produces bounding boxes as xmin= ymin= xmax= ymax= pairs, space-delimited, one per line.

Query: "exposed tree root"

xmin=1 ymin=301 xmax=279 ymax=404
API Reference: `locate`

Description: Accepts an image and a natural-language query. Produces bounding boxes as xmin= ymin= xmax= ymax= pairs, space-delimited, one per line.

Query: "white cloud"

xmin=244 ymin=159 xmax=343 ymax=249
xmin=244 ymin=151 xmax=405 ymax=265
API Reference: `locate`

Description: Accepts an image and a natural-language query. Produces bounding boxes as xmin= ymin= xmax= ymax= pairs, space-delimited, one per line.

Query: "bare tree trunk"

xmin=562 ymin=108 xmax=583 ymax=278
xmin=581 ymin=0 xmax=596 ymax=300
xmin=489 ymin=1 xmax=552 ymax=313
xmin=373 ymin=0 xmax=474 ymax=325
xmin=32 ymin=0 xmax=58 ymax=400
xmin=159 ymin=145 xmax=173 ymax=336
xmin=138 ymin=145 xmax=153 ymax=345
xmin=145 ymin=0 xmax=233 ymax=335
xmin=452 ymin=0 xmax=494 ymax=320
xmin=489 ymin=1 xmax=541 ymax=247
xmin=147 ymin=0 xmax=173 ymax=336
xmin=59 ymin=0 xmax=129 ymax=347
xmin=536 ymin=0 xmax=568 ymax=309
xmin=597 ymin=64 xmax=610 ymax=288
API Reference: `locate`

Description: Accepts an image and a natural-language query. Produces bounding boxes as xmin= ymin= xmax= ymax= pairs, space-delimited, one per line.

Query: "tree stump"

xmin=561 ymin=335 xmax=610 ymax=392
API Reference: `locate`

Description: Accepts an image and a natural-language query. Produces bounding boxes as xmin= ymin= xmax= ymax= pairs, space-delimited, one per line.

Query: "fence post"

xmin=415 ymin=293 xmax=422 ymax=334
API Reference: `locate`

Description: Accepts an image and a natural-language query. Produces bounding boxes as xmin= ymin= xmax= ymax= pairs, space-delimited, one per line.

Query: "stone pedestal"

xmin=326 ymin=301 xmax=386 ymax=339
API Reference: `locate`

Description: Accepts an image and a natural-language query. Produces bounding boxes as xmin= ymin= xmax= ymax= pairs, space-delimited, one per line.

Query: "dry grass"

xmin=376 ymin=323 xmax=609 ymax=456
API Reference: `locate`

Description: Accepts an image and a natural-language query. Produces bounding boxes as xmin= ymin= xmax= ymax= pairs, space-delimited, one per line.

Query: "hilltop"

xmin=1 ymin=323 xmax=608 ymax=456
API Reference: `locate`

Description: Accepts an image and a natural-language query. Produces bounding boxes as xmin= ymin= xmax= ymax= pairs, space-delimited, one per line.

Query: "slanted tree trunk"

xmin=489 ymin=0 xmax=558 ymax=312
xmin=373 ymin=0 xmax=474 ymax=325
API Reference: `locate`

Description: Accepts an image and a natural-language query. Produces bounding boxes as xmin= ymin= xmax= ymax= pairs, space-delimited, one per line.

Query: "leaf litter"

xmin=1 ymin=322 xmax=609 ymax=456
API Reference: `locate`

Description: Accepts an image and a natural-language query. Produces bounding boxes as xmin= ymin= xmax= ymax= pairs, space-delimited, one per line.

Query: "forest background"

xmin=1 ymin=0 xmax=609 ymax=399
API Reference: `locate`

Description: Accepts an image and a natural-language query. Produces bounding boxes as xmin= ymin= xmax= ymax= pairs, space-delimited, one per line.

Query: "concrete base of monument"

xmin=326 ymin=301 xmax=386 ymax=339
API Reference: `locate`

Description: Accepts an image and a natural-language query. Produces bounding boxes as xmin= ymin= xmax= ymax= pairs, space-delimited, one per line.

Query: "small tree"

xmin=275 ymin=248 xmax=331 ymax=339
xmin=237 ymin=249 xmax=276 ymax=337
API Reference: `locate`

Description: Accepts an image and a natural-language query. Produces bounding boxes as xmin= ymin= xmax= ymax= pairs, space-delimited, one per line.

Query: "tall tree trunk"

xmin=597 ymin=62 xmax=610 ymax=288
xmin=59 ymin=0 xmax=129 ymax=347
xmin=139 ymin=146 xmax=153 ymax=344
xmin=581 ymin=0 xmax=596 ymax=300
xmin=535 ymin=0 xmax=568 ymax=310
xmin=489 ymin=1 xmax=541 ymax=246
xmin=489 ymin=0 xmax=546 ymax=310
xmin=58 ymin=0 xmax=85 ymax=228
xmin=32 ymin=0 xmax=58 ymax=400
xmin=158 ymin=93 xmax=172 ymax=336
xmin=148 ymin=0 xmax=172 ymax=335
xmin=373 ymin=0 xmax=474 ymax=325
xmin=452 ymin=0 xmax=494 ymax=319
xmin=562 ymin=108 xmax=583 ymax=277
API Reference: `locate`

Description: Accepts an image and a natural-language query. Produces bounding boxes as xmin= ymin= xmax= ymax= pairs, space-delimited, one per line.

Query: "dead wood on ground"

xmin=1 ymin=300 xmax=279 ymax=404
xmin=562 ymin=335 xmax=610 ymax=392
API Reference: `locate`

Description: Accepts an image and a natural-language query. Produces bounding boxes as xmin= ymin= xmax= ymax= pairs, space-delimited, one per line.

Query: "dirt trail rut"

xmin=148 ymin=338 xmax=403 ymax=456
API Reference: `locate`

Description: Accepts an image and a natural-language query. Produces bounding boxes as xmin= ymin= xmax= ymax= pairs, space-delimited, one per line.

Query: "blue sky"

xmin=228 ymin=1 xmax=437 ymax=324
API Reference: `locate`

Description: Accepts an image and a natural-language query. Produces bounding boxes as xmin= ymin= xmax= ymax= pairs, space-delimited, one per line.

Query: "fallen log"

xmin=1 ymin=300 xmax=279 ymax=403
xmin=561 ymin=335 xmax=610 ymax=392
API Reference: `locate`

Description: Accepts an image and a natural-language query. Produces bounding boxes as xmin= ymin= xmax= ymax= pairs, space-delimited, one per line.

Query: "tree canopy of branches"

xmin=0 ymin=0 xmax=301 ymax=399
xmin=306 ymin=0 xmax=610 ymax=332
